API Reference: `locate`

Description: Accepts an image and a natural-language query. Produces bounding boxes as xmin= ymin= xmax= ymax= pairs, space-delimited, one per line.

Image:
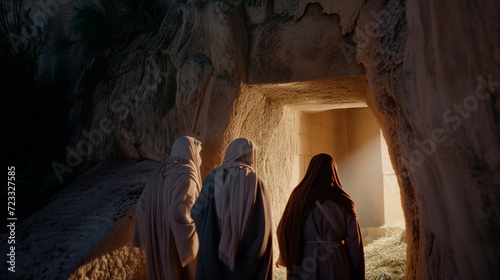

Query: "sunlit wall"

xmin=292 ymin=107 xmax=403 ymax=227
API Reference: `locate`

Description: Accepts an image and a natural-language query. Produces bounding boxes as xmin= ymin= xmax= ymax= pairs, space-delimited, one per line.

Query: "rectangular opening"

xmin=291 ymin=107 xmax=404 ymax=229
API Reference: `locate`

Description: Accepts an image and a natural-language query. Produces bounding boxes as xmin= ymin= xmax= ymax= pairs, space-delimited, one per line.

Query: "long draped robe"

xmin=292 ymin=200 xmax=364 ymax=280
xmin=278 ymin=153 xmax=365 ymax=280
xmin=132 ymin=136 xmax=201 ymax=280
xmin=191 ymin=167 xmax=273 ymax=280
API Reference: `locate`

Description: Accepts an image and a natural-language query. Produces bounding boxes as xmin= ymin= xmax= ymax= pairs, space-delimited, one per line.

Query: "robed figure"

xmin=277 ymin=153 xmax=365 ymax=280
xmin=191 ymin=138 xmax=273 ymax=280
xmin=132 ymin=136 xmax=202 ymax=280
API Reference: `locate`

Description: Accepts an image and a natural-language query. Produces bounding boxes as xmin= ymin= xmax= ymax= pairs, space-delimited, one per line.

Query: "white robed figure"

xmin=132 ymin=136 xmax=202 ymax=280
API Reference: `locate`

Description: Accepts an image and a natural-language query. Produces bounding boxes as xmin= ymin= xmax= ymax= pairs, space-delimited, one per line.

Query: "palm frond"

xmin=70 ymin=0 xmax=120 ymax=56
xmin=70 ymin=0 xmax=166 ymax=57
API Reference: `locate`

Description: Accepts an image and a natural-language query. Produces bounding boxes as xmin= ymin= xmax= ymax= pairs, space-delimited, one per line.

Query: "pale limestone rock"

xmin=176 ymin=53 xmax=214 ymax=132
xmin=273 ymin=0 xmax=364 ymax=34
xmin=248 ymin=3 xmax=365 ymax=84
xmin=12 ymin=0 xmax=500 ymax=279
xmin=0 ymin=159 xmax=159 ymax=280
xmin=357 ymin=0 xmax=500 ymax=279
xmin=68 ymin=208 xmax=147 ymax=280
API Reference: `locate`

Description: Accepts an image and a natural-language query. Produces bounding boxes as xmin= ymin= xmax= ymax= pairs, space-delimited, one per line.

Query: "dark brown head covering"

xmin=277 ymin=153 xmax=356 ymax=269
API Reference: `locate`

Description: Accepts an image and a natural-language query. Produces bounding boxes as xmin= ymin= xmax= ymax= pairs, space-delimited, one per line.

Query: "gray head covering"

xmin=214 ymin=138 xmax=259 ymax=270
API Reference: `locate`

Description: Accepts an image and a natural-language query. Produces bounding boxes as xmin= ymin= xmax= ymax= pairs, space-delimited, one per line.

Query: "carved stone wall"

xmin=9 ymin=0 xmax=498 ymax=279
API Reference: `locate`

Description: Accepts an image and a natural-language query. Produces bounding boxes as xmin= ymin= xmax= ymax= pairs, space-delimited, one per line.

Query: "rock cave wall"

xmin=356 ymin=0 xmax=500 ymax=279
xmin=37 ymin=0 xmax=500 ymax=279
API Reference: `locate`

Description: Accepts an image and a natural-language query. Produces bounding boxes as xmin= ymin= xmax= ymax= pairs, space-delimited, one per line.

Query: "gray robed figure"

xmin=191 ymin=138 xmax=273 ymax=280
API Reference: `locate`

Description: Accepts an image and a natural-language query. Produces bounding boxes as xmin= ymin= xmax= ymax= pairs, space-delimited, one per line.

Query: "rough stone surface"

xmin=402 ymin=0 xmax=500 ymax=278
xmin=357 ymin=0 xmax=500 ymax=279
xmin=15 ymin=0 xmax=500 ymax=279
xmin=248 ymin=4 xmax=365 ymax=84
xmin=177 ymin=53 xmax=214 ymax=132
xmin=273 ymin=0 xmax=364 ymax=34
xmin=251 ymin=76 xmax=368 ymax=110
xmin=0 ymin=159 xmax=159 ymax=280
xmin=68 ymin=209 xmax=147 ymax=280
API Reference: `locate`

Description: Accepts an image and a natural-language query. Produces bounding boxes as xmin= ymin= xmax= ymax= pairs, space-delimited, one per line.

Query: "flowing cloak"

xmin=132 ymin=136 xmax=202 ymax=280
xmin=191 ymin=169 xmax=273 ymax=280
xmin=277 ymin=153 xmax=365 ymax=280
xmin=293 ymin=200 xmax=364 ymax=280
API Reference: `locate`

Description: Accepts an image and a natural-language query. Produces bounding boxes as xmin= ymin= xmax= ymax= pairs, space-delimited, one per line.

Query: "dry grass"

xmin=364 ymin=221 xmax=407 ymax=280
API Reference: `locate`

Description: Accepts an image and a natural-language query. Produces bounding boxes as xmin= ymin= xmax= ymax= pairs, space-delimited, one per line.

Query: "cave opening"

xmin=246 ymin=76 xmax=407 ymax=278
xmin=288 ymin=106 xmax=404 ymax=238
xmin=283 ymin=104 xmax=407 ymax=278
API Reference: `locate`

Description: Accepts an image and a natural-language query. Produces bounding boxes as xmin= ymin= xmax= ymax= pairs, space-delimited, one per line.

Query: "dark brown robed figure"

xmin=277 ymin=153 xmax=365 ymax=280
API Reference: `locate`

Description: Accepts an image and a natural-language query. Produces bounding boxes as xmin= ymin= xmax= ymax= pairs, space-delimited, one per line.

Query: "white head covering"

xmin=214 ymin=138 xmax=259 ymax=270
xmin=163 ymin=136 xmax=202 ymax=184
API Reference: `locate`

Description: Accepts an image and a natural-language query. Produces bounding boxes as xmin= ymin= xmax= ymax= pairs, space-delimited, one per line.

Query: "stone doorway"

xmin=290 ymin=107 xmax=404 ymax=239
